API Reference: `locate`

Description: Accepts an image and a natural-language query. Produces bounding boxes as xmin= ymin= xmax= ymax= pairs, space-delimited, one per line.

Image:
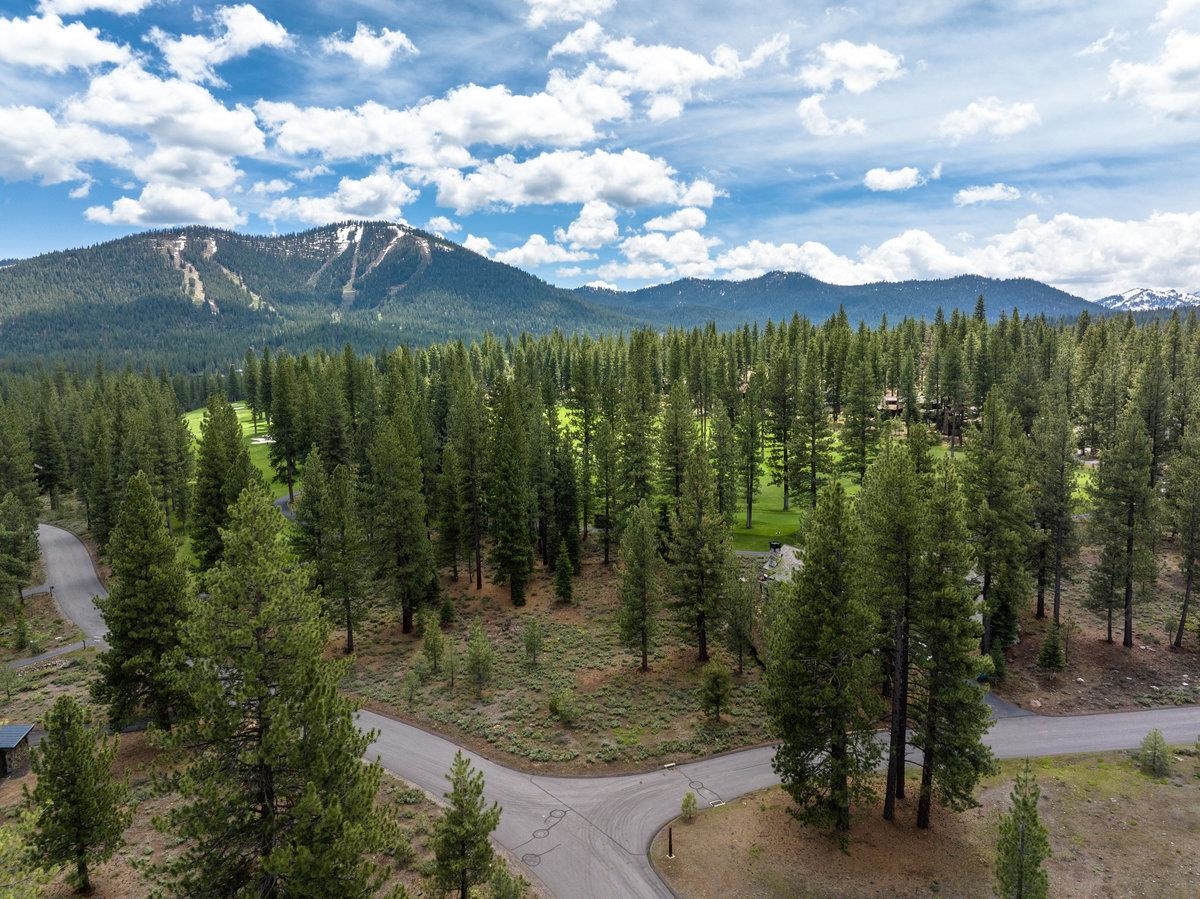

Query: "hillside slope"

xmin=0 ymin=222 xmax=628 ymax=367
xmin=0 ymin=224 xmax=1110 ymax=368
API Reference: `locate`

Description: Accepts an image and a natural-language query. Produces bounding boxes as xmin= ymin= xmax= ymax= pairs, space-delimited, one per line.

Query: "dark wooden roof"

xmin=0 ymin=723 xmax=34 ymax=749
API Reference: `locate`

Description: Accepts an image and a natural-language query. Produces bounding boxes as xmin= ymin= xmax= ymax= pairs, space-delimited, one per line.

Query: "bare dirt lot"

xmin=651 ymin=749 xmax=1200 ymax=899
xmin=343 ymin=545 xmax=770 ymax=774
xmin=997 ymin=539 xmax=1200 ymax=714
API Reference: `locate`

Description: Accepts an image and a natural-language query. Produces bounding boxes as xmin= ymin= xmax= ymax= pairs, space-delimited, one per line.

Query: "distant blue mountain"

xmin=576 ymin=271 xmax=1100 ymax=327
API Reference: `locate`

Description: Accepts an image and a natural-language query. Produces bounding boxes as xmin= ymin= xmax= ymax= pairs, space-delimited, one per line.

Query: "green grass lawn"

xmin=184 ymin=401 xmax=1096 ymax=552
xmin=183 ymin=401 xmax=289 ymax=500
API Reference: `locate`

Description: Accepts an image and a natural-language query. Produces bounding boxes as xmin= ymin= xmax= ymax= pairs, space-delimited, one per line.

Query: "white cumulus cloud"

xmin=863 ymin=166 xmax=922 ymax=191
xmin=494 ymin=234 xmax=594 ymax=266
xmin=132 ymin=146 xmax=242 ymax=190
xmin=322 ymin=23 xmax=417 ymax=69
xmin=1110 ymin=30 xmax=1200 ymax=119
xmin=597 ymin=228 xmax=721 ymax=281
xmin=0 ymin=105 xmax=129 ymax=185
xmin=148 ymin=3 xmax=290 ymax=86
xmin=1157 ymin=0 xmax=1200 ymax=24
xmin=85 ymin=182 xmax=245 ymax=227
xmin=954 ymin=183 xmax=1021 ymax=206
xmin=462 ymin=234 xmax=495 ymax=256
xmin=0 ymin=13 xmax=130 ymax=71
xmin=67 ymin=64 xmax=266 ymax=156
xmin=709 ymin=211 xmax=1200 ymax=298
xmin=555 ymin=199 xmax=619 ymax=248
xmin=797 ymin=94 xmax=866 ymax=137
xmin=526 ymin=0 xmax=614 ymax=28
xmin=643 ymin=207 xmax=707 ymax=231
xmin=799 ymin=40 xmax=904 ymax=94
xmin=424 ymin=215 xmax=459 ymax=234
xmin=250 ymin=178 xmax=292 ymax=194
xmin=38 ymin=0 xmax=153 ymax=13
xmin=938 ymin=96 xmax=1041 ymax=141
xmin=419 ymin=148 xmax=718 ymax=214
xmin=265 ymin=167 xmax=417 ymax=224
xmin=549 ymin=26 xmax=788 ymax=122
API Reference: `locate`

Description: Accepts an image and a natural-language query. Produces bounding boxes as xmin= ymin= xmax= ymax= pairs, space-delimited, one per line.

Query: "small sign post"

xmin=668 ymin=827 xmax=674 ymax=859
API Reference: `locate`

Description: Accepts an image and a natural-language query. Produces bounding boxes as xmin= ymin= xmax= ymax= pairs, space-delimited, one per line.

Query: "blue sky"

xmin=1 ymin=0 xmax=1199 ymax=297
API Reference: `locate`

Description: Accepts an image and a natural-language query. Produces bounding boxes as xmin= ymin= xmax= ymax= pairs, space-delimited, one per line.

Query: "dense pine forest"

xmin=3 ymin=298 xmax=1200 ymax=894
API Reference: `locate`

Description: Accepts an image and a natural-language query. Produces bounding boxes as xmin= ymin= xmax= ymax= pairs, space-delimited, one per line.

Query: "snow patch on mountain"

xmin=1096 ymin=287 xmax=1200 ymax=312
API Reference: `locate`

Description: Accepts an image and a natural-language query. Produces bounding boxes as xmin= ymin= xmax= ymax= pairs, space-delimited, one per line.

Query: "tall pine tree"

xmin=1169 ymin=433 xmax=1200 ymax=649
xmin=190 ymin=393 xmax=257 ymax=568
xmin=857 ymin=439 xmax=926 ymax=821
xmin=618 ymin=500 xmax=663 ymax=672
xmin=488 ymin=379 xmax=534 ymax=605
xmin=963 ymin=391 xmax=1032 ymax=657
xmin=765 ymin=482 xmax=882 ymax=844
xmin=160 ymin=488 xmax=393 ymax=896
xmin=670 ymin=448 xmax=734 ymax=662
xmin=912 ymin=458 xmax=996 ymax=828
xmin=28 ymin=696 xmax=129 ymax=894
xmin=789 ymin=344 xmax=835 ymax=509
xmin=995 ymin=761 xmax=1051 ymax=899
xmin=1088 ymin=409 xmax=1156 ymax=648
xmin=93 ymin=472 xmax=192 ymax=727
xmin=368 ymin=407 xmax=434 ymax=634
xmin=432 ymin=751 xmax=502 ymax=899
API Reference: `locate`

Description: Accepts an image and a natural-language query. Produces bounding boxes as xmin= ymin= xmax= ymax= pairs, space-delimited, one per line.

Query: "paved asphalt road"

xmin=25 ymin=522 xmax=1200 ymax=898
xmin=11 ymin=524 xmax=109 ymax=668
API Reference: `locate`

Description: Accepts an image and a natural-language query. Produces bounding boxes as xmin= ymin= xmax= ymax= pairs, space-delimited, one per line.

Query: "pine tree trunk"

xmin=1123 ymin=506 xmax=1135 ymax=649
xmin=831 ymin=730 xmax=850 ymax=833
xmin=781 ymin=443 xmax=790 ymax=511
xmin=895 ymin=606 xmax=909 ymax=801
xmin=1053 ymin=544 xmax=1064 ymax=625
xmin=697 ymin=611 xmax=708 ymax=663
xmin=603 ymin=492 xmax=611 ymax=565
xmin=641 ymin=627 xmax=648 ymax=672
xmin=76 ymin=856 xmax=90 ymax=894
xmin=980 ymin=570 xmax=993 ymax=655
xmin=916 ymin=691 xmax=937 ymax=829
xmin=345 ymin=595 xmax=354 ymax=654
xmin=1173 ymin=564 xmax=1193 ymax=650
xmin=402 ymin=600 xmax=413 ymax=634
xmin=884 ymin=609 xmax=906 ymax=821
xmin=1035 ymin=548 xmax=1046 ymax=619
xmin=474 ymin=518 xmax=483 ymax=590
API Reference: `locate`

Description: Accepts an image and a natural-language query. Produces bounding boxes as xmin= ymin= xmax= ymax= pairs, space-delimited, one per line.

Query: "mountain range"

xmin=1095 ymin=287 xmax=1200 ymax=312
xmin=0 ymin=221 xmax=1193 ymax=368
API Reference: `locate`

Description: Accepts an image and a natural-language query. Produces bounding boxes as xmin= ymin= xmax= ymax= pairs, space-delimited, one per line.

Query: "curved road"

xmin=23 ymin=523 xmax=1200 ymax=898
xmin=13 ymin=523 xmax=108 ymax=668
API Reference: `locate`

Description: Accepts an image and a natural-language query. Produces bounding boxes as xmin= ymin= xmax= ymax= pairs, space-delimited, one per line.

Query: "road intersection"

xmin=19 ymin=523 xmax=1200 ymax=898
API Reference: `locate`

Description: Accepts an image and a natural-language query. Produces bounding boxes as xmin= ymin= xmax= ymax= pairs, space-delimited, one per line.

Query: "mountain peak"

xmin=1096 ymin=287 xmax=1200 ymax=312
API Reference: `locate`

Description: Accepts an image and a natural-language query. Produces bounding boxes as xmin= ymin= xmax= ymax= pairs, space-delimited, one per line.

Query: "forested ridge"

xmin=0 ymin=222 xmax=630 ymax=370
xmin=3 ymin=299 xmax=1200 ymax=894
xmin=0 ymin=221 xmax=1130 ymax=372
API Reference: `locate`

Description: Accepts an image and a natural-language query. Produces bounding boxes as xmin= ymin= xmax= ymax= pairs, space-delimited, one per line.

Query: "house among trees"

xmin=879 ymin=389 xmax=903 ymax=418
xmin=0 ymin=723 xmax=34 ymax=776
xmin=758 ymin=542 xmax=802 ymax=595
